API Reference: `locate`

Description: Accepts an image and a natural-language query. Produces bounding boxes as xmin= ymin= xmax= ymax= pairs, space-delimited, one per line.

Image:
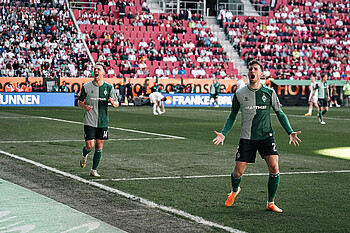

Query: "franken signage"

xmin=0 ymin=93 xmax=75 ymax=107
xmin=162 ymin=93 xmax=233 ymax=107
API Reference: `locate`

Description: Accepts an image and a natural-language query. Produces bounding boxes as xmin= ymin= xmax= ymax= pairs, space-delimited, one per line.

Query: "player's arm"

xmin=272 ymin=90 xmax=301 ymax=146
xmin=311 ymin=84 xmax=317 ymax=98
xmin=327 ymin=85 xmax=330 ymax=101
xmin=108 ymin=86 xmax=119 ymax=108
xmin=212 ymin=94 xmax=240 ymax=145
xmin=78 ymin=86 xmax=93 ymax=112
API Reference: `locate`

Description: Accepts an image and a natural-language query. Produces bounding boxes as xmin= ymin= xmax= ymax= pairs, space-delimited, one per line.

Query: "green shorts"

xmin=84 ymin=125 xmax=108 ymax=141
xmin=318 ymin=99 xmax=329 ymax=108
xmin=235 ymin=136 xmax=279 ymax=163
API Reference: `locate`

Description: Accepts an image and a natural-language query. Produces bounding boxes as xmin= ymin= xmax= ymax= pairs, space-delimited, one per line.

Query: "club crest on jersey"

xmin=262 ymin=94 xmax=267 ymax=102
xmin=103 ymin=89 xmax=107 ymax=96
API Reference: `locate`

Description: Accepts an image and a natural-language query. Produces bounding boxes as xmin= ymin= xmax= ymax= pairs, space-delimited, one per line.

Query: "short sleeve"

xmin=78 ymin=85 xmax=86 ymax=101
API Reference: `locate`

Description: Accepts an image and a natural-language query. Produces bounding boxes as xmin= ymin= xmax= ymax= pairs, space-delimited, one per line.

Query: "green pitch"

xmin=0 ymin=106 xmax=349 ymax=233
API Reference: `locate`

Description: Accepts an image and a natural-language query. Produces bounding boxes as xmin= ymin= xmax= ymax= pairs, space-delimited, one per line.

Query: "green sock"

xmin=319 ymin=111 xmax=323 ymax=122
xmin=268 ymin=173 xmax=280 ymax=202
xmin=83 ymin=146 xmax=91 ymax=157
xmin=92 ymin=148 xmax=102 ymax=170
xmin=322 ymin=110 xmax=327 ymax=115
xmin=231 ymin=171 xmax=242 ymax=193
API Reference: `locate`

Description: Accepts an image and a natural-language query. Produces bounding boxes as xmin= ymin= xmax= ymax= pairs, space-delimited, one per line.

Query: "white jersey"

xmin=309 ymin=82 xmax=318 ymax=102
xmin=236 ymin=79 xmax=246 ymax=91
xmin=149 ymin=92 xmax=164 ymax=103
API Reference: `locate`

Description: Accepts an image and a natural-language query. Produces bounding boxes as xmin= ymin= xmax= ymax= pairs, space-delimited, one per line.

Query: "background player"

xmin=208 ymin=79 xmax=221 ymax=107
xmin=78 ymin=62 xmax=119 ymax=177
xmin=305 ymin=76 xmax=319 ymax=116
xmin=311 ymin=73 xmax=330 ymax=124
xmin=212 ymin=60 xmax=301 ymax=213
xmin=149 ymin=92 xmax=167 ymax=115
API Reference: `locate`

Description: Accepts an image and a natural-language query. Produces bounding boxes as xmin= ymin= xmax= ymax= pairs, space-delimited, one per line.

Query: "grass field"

xmin=0 ymin=106 xmax=349 ymax=233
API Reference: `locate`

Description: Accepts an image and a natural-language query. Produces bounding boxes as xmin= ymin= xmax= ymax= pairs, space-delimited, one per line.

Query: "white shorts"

xmin=309 ymin=95 xmax=318 ymax=103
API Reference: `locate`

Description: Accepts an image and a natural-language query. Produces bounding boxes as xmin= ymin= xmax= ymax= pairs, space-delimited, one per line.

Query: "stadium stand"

xmin=74 ymin=0 xmax=239 ymax=79
xmin=0 ymin=0 xmax=92 ymax=78
xmin=224 ymin=0 xmax=350 ymax=80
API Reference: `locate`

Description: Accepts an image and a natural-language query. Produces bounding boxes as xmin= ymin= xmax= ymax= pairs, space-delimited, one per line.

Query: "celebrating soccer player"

xmin=212 ymin=60 xmax=301 ymax=212
xmin=78 ymin=62 xmax=119 ymax=177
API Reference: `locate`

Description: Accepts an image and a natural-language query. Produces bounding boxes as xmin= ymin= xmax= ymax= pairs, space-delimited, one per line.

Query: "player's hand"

xmin=109 ymin=97 xmax=119 ymax=108
xmin=289 ymin=131 xmax=302 ymax=146
xmin=85 ymin=105 xmax=93 ymax=112
xmin=212 ymin=131 xmax=225 ymax=145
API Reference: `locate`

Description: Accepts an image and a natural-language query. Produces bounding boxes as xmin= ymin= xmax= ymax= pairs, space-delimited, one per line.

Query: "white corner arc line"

xmin=93 ymin=170 xmax=350 ymax=182
xmin=0 ymin=149 xmax=244 ymax=233
xmin=39 ymin=117 xmax=185 ymax=139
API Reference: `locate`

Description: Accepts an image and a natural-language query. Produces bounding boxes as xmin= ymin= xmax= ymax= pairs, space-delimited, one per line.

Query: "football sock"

xmin=268 ymin=173 xmax=280 ymax=202
xmin=231 ymin=171 xmax=242 ymax=193
xmin=319 ymin=110 xmax=323 ymax=121
xmin=83 ymin=146 xmax=91 ymax=157
xmin=308 ymin=107 xmax=312 ymax=114
xmin=153 ymin=104 xmax=157 ymax=114
xmin=92 ymin=148 xmax=102 ymax=170
xmin=322 ymin=110 xmax=327 ymax=115
xmin=157 ymin=107 xmax=161 ymax=113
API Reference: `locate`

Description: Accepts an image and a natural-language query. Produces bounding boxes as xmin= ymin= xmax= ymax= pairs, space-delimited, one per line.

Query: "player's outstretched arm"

xmin=289 ymin=131 xmax=302 ymax=146
xmin=212 ymin=131 xmax=225 ymax=145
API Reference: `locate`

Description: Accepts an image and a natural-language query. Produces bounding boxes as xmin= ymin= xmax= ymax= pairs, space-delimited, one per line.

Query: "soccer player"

xmin=208 ymin=79 xmax=221 ymax=107
xmin=149 ymin=91 xmax=167 ymax=115
xmin=78 ymin=62 xmax=119 ymax=177
xmin=212 ymin=60 xmax=301 ymax=213
xmin=311 ymin=73 xmax=330 ymax=124
xmin=236 ymin=75 xmax=247 ymax=91
xmin=305 ymin=76 xmax=319 ymax=116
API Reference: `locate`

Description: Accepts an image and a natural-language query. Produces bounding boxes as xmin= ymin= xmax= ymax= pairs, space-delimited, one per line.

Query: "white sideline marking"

xmin=0 ymin=116 xmax=38 ymax=118
xmin=94 ymin=170 xmax=350 ymax=182
xmin=0 ymin=149 xmax=244 ymax=233
xmin=0 ymin=138 xmax=178 ymax=144
xmin=39 ymin=117 xmax=185 ymax=139
xmin=288 ymin=114 xmax=350 ymax=121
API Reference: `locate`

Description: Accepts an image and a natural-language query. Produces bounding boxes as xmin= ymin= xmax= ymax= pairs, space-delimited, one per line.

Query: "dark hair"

xmin=248 ymin=59 xmax=263 ymax=72
xmin=95 ymin=62 xmax=106 ymax=71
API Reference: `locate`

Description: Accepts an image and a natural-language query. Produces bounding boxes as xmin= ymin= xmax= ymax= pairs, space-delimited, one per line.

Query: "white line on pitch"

xmin=39 ymin=116 xmax=185 ymax=139
xmin=0 ymin=149 xmax=244 ymax=233
xmin=93 ymin=170 xmax=350 ymax=182
xmin=0 ymin=138 xmax=178 ymax=144
xmin=287 ymin=114 xmax=350 ymax=121
xmin=0 ymin=116 xmax=39 ymax=118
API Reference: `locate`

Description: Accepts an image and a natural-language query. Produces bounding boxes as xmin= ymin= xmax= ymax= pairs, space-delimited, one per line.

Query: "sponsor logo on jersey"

xmin=91 ymin=97 xmax=108 ymax=101
xmin=245 ymin=105 xmax=267 ymax=110
xmin=244 ymin=97 xmax=249 ymax=101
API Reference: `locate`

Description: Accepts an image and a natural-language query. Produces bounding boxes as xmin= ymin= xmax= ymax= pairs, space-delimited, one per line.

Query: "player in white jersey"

xmin=149 ymin=92 xmax=167 ymax=115
xmin=305 ymin=76 xmax=319 ymax=116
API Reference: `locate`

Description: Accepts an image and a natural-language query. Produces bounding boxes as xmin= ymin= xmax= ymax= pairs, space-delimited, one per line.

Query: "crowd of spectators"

xmin=0 ymin=1 xmax=92 ymax=78
xmin=76 ymin=1 xmax=238 ymax=79
xmin=221 ymin=1 xmax=350 ymax=80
